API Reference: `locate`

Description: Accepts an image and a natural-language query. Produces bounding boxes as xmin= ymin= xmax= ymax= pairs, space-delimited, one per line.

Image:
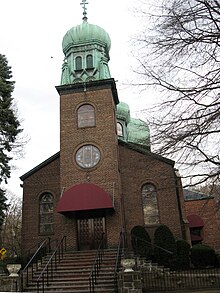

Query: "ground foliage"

xmin=153 ymin=224 xmax=177 ymax=269
xmin=176 ymin=239 xmax=191 ymax=270
xmin=131 ymin=225 xmax=152 ymax=259
xmin=190 ymin=243 xmax=216 ymax=268
xmin=133 ymin=0 xmax=220 ymax=187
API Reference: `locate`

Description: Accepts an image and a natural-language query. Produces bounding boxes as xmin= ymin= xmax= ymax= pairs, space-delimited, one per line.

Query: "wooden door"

xmin=77 ymin=217 xmax=105 ymax=250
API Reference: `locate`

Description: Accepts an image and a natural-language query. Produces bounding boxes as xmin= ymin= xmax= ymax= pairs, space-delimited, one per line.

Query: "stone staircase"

xmin=23 ymin=249 xmax=118 ymax=292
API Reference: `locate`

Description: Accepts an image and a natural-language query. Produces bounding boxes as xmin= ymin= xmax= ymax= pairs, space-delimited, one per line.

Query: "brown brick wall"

xmin=21 ymin=145 xmax=187 ymax=253
xmin=185 ymin=199 xmax=220 ymax=250
xmin=21 ymin=157 xmax=61 ymax=253
xmin=21 ymin=156 xmax=81 ymax=253
xmin=60 ymin=87 xmax=119 ymax=190
xmin=119 ymin=145 xmax=184 ymax=243
xmin=59 ymin=85 xmax=122 ymax=247
xmin=21 ymin=81 xmax=187 ymax=254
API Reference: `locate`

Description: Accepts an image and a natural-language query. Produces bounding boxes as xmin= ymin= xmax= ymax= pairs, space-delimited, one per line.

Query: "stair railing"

xmin=89 ymin=233 xmax=106 ymax=293
xmin=36 ymin=235 xmax=67 ymax=293
xmin=20 ymin=238 xmax=52 ymax=291
xmin=114 ymin=231 xmax=125 ymax=292
xmin=132 ymin=235 xmax=174 ymax=255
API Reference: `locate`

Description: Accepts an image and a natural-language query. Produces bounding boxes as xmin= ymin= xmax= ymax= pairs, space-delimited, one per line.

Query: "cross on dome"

xmin=80 ymin=0 xmax=89 ymax=21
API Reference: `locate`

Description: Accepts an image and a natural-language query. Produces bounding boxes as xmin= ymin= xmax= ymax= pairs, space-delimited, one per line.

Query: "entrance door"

xmin=77 ymin=217 xmax=105 ymax=250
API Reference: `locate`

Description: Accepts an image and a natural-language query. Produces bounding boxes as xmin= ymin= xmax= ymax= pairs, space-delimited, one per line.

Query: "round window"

xmin=75 ymin=145 xmax=100 ymax=168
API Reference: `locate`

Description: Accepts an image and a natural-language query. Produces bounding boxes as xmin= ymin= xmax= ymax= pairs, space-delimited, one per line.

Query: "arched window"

xmin=142 ymin=184 xmax=159 ymax=225
xmin=75 ymin=56 xmax=82 ymax=70
xmin=39 ymin=193 xmax=54 ymax=234
xmin=77 ymin=104 xmax=95 ymax=128
xmin=86 ymin=54 xmax=93 ymax=68
xmin=117 ymin=122 xmax=123 ymax=137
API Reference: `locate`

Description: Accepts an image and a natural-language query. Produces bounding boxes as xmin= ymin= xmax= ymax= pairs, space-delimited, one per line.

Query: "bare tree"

xmin=132 ymin=0 xmax=220 ymax=186
xmin=1 ymin=192 xmax=22 ymax=257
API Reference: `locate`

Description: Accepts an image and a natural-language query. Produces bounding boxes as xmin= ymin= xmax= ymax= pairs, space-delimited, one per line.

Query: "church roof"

xmin=116 ymin=102 xmax=150 ymax=149
xmin=116 ymin=102 xmax=130 ymax=123
xmin=127 ymin=118 xmax=150 ymax=147
xmin=62 ymin=21 xmax=111 ymax=54
xmin=60 ymin=3 xmax=112 ymax=85
xmin=184 ymin=189 xmax=214 ymax=201
xmin=118 ymin=140 xmax=175 ymax=166
xmin=20 ymin=152 xmax=60 ymax=181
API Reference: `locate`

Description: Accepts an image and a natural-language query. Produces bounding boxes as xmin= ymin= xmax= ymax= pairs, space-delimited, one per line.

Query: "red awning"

xmin=56 ymin=183 xmax=114 ymax=214
xmin=187 ymin=214 xmax=204 ymax=228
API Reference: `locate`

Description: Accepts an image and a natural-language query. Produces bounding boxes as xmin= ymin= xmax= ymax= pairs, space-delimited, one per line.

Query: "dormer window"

xmin=77 ymin=104 xmax=95 ymax=128
xmin=75 ymin=56 xmax=82 ymax=70
xmin=86 ymin=54 xmax=93 ymax=68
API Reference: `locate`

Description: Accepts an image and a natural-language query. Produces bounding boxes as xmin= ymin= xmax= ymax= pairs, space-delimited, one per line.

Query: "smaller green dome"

xmin=116 ymin=102 xmax=131 ymax=123
xmin=62 ymin=21 xmax=111 ymax=54
xmin=127 ymin=118 xmax=150 ymax=148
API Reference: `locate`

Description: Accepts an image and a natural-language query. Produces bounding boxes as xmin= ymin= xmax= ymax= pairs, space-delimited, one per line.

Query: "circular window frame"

xmin=75 ymin=144 xmax=101 ymax=169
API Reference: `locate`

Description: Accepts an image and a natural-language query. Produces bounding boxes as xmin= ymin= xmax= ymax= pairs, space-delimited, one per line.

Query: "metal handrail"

xmin=133 ymin=235 xmax=174 ymax=254
xmin=20 ymin=238 xmax=51 ymax=291
xmin=114 ymin=232 xmax=125 ymax=292
xmin=36 ymin=236 xmax=67 ymax=293
xmin=89 ymin=233 xmax=105 ymax=293
xmin=26 ymin=238 xmax=50 ymax=258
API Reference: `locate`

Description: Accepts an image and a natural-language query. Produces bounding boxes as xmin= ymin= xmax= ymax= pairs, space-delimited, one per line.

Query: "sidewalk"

xmin=165 ymin=288 xmax=220 ymax=293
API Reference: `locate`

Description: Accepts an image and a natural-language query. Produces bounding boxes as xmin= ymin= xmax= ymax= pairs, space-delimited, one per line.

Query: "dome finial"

xmin=80 ymin=0 xmax=89 ymax=22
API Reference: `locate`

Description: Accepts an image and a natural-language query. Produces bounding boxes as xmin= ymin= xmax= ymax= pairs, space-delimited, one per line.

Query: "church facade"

xmin=20 ymin=8 xmax=187 ymax=254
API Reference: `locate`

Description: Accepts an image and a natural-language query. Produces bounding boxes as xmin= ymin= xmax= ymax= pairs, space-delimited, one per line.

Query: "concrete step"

xmin=23 ymin=248 xmax=119 ymax=293
xmin=26 ymin=280 xmax=116 ymax=291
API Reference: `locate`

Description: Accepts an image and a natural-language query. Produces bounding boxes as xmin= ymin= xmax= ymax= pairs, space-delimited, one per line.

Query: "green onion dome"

xmin=116 ymin=102 xmax=131 ymax=124
xmin=127 ymin=118 xmax=150 ymax=148
xmin=62 ymin=21 xmax=111 ymax=54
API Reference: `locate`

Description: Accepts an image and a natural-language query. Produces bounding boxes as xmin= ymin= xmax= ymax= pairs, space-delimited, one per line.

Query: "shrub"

xmin=0 ymin=260 xmax=7 ymax=275
xmin=176 ymin=239 xmax=190 ymax=270
xmin=190 ymin=244 xmax=215 ymax=268
xmin=131 ymin=225 xmax=152 ymax=259
xmin=215 ymin=250 xmax=220 ymax=268
xmin=154 ymin=224 xmax=177 ymax=269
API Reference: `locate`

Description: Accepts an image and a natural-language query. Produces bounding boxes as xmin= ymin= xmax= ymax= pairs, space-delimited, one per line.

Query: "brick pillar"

xmin=118 ymin=271 xmax=142 ymax=293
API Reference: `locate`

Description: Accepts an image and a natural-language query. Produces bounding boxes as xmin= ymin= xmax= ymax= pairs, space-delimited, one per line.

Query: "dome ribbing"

xmin=62 ymin=21 xmax=111 ymax=54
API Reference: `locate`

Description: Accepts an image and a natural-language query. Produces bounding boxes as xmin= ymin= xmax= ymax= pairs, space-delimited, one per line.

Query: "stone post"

xmin=118 ymin=271 xmax=142 ymax=293
xmin=0 ymin=276 xmax=19 ymax=292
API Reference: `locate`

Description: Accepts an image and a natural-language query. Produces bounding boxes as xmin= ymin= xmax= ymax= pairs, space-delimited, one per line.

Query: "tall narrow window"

xmin=75 ymin=56 xmax=82 ymax=70
xmin=142 ymin=184 xmax=159 ymax=225
xmin=86 ymin=54 xmax=93 ymax=68
xmin=78 ymin=104 xmax=95 ymax=128
xmin=39 ymin=193 xmax=54 ymax=234
xmin=117 ymin=122 xmax=123 ymax=137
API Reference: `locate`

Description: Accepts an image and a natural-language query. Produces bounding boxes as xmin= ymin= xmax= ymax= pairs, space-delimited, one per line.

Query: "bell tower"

xmin=57 ymin=79 xmax=120 ymax=193
xmin=56 ymin=2 xmax=123 ymax=248
xmin=61 ymin=1 xmax=111 ymax=85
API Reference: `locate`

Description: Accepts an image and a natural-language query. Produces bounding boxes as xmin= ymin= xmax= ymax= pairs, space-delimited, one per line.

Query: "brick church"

xmin=20 ymin=3 xmax=188 ymax=254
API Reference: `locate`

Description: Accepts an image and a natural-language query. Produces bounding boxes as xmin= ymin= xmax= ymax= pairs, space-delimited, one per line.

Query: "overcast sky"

xmin=1 ymin=0 xmax=153 ymax=197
